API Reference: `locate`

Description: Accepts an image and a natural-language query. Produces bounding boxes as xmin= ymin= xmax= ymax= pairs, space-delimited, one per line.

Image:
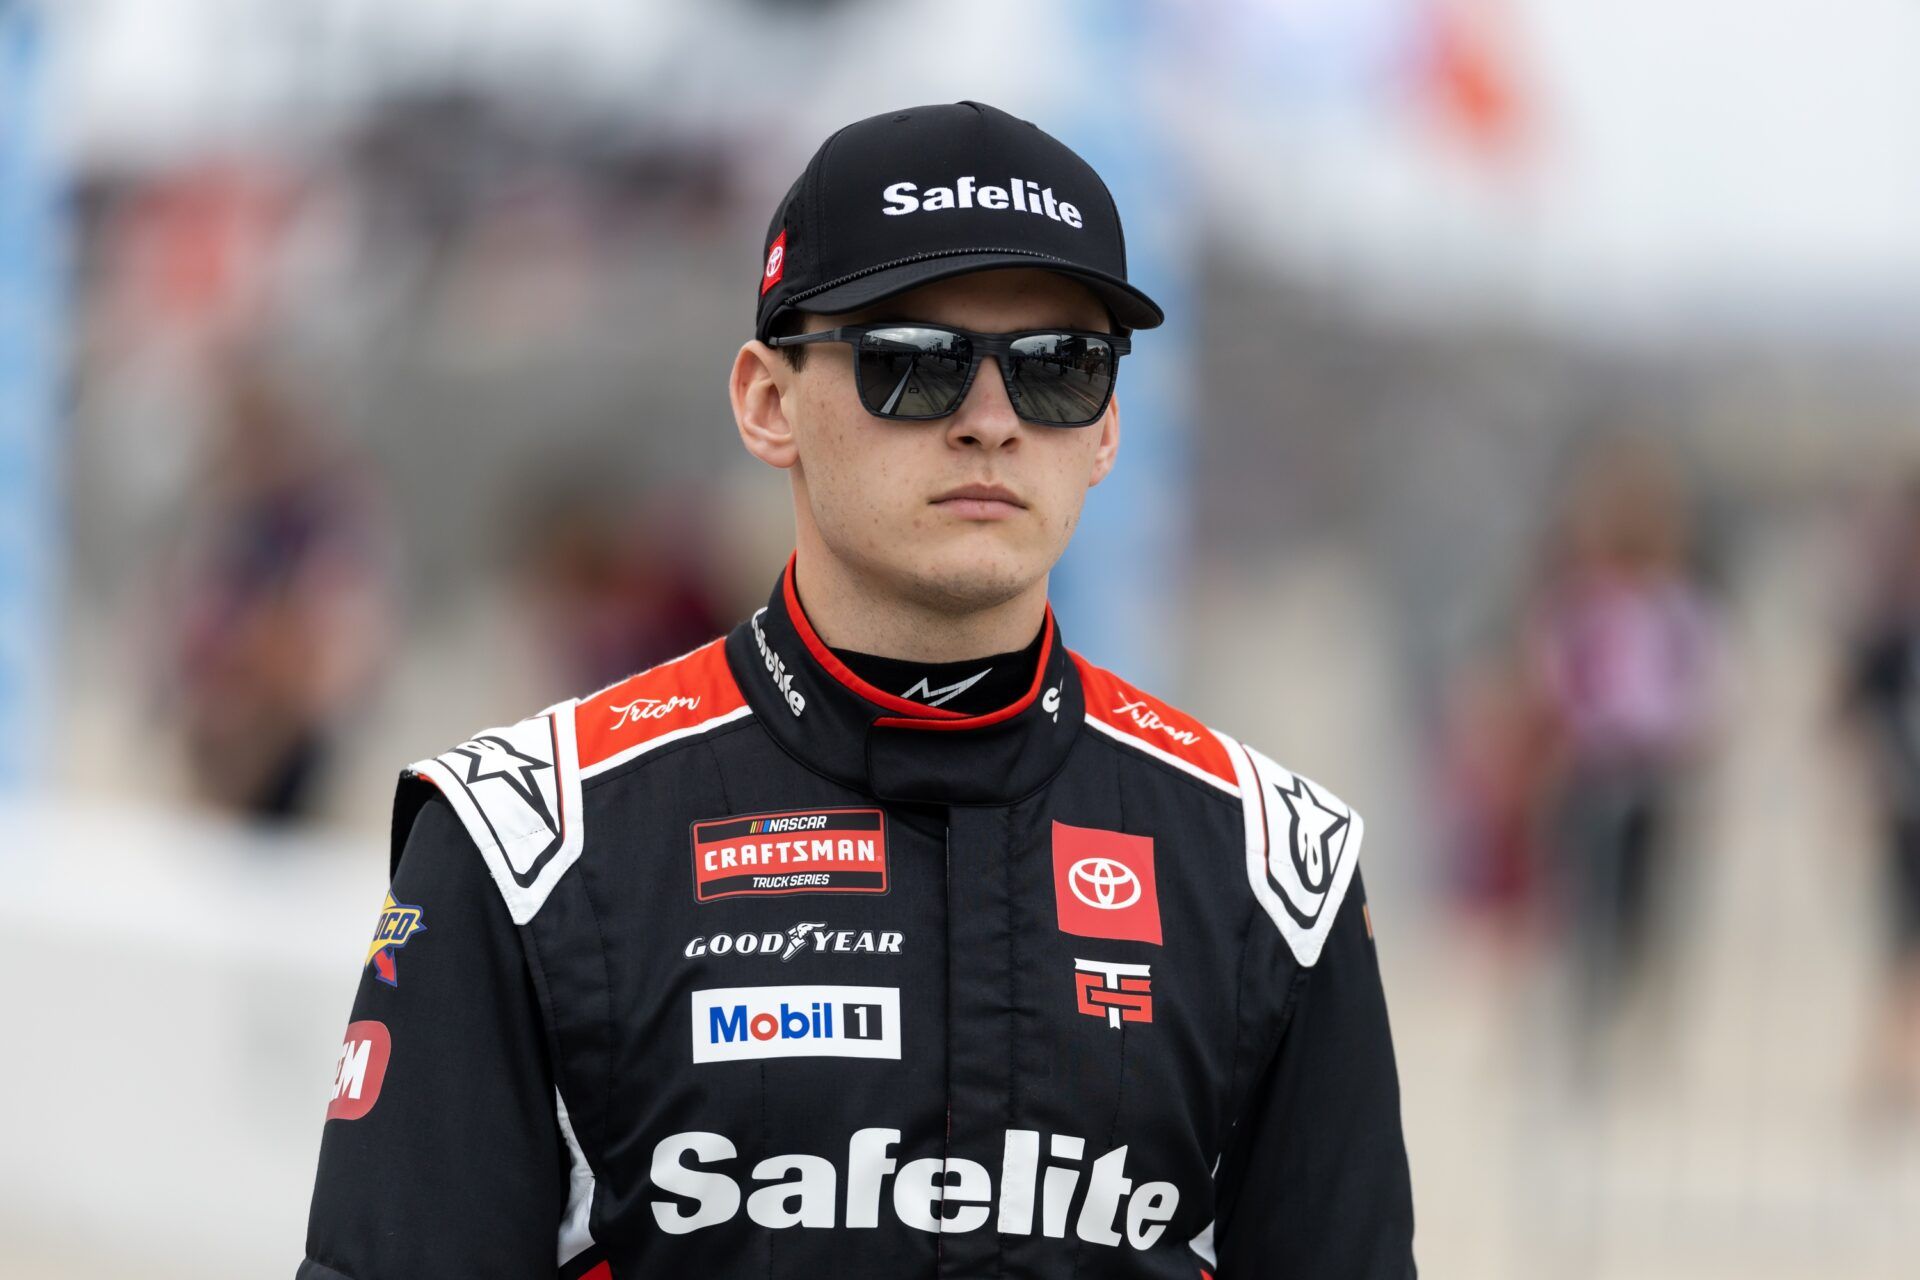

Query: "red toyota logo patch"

xmin=760 ymin=229 xmax=787 ymax=295
xmin=1051 ymin=821 xmax=1161 ymax=945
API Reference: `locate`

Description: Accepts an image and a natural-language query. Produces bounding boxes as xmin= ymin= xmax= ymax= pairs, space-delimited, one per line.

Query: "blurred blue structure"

xmin=0 ymin=1 xmax=65 ymax=789
xmin=1047 ymin=1 xmax=1194 ymax=694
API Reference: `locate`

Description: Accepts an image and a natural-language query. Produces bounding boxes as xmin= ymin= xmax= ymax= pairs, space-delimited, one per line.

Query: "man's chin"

xmin=888 ymin=545 xmax=1049 ymax=616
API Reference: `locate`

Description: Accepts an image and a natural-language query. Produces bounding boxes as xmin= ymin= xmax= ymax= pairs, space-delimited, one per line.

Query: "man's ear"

xmin=730 ymin=340 xmax=799 ymax=470
xmin=1087 ymin=392 xmax=1121 ymax=488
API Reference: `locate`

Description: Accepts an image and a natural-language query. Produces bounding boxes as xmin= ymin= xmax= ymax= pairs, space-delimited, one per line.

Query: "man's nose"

xmin=944 ymin=355 xmax=1021 ymax=451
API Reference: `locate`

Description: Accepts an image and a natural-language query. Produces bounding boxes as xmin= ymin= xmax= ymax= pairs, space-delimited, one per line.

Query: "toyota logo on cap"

xmin=1069 ymin=857 xmax=1141 ymax=910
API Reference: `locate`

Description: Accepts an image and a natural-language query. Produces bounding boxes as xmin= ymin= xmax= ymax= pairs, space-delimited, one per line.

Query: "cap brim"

xmin=770 ymin=251 xmax=1164 ymax=338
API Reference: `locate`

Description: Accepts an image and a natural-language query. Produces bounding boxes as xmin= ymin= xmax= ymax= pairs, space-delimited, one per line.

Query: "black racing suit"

xmin=299 ymin=560 xmax=1418 ymax=1278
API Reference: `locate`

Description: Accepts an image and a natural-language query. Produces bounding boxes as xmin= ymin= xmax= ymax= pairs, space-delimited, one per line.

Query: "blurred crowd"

xmin=1840 ymin=478 xmax=1920 ymax=1122
xmin=1438 ymin=439 xmax=1721 ymax=1062
xmin=65 ymin=93 xmax=756 ymax=822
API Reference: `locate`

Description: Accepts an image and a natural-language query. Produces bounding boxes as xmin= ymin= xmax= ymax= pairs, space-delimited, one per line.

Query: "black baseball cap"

xmin=753 ymin=100 xmax=1165 ymax=343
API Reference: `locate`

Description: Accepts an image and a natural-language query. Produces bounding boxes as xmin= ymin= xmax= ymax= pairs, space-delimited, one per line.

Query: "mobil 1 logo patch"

xmin=692 ymin=984 xmax=900 ymax=1063
xmin=691 ymin=807 xmax=888 ymax=902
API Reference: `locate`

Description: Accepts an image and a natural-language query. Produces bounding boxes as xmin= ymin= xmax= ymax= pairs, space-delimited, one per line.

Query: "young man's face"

xmin=739 ymin=267 xmax=1121 ymax=616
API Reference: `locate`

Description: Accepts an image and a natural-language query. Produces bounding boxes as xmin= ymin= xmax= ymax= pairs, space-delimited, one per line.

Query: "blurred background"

xmin=5 ymin=0 xmax=1920 ymax=1275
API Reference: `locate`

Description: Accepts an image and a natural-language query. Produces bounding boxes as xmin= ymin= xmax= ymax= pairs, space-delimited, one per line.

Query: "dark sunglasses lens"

xmin=1007 ymin=333 xmax=1117 ymax=425
xmin=855 ymin=327 xmax=973 ymax=418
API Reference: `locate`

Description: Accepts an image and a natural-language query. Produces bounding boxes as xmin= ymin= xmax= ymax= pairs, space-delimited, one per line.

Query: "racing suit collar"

xmin=723 ymin=555 xmax=1085 ymax=805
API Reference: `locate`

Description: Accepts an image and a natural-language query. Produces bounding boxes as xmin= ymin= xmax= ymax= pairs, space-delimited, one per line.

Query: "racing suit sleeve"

xmin=298 ymin=789 xmax=567 ymax=1280
xmin=1212 ymin=867 xmax=1418 ymax=1278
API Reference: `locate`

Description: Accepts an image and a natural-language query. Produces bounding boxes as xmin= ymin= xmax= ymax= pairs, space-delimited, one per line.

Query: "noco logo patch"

xmin=1051 ymin=821 xmax=1162 ymax=945
xmin=691 ymin=984 xmax=900 ymax=1063
xmin=365 ymin=893 xmax=426 ymax=986
xmin=692 ymin=808 xmax=888 ymax=902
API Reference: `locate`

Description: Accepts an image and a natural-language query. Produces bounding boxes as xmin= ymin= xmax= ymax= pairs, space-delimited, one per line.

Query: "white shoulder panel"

xmin=405 ymin=697 xmax=585 ymax=925
xmin=1213 ymin=730 xmax=1365 ymax=968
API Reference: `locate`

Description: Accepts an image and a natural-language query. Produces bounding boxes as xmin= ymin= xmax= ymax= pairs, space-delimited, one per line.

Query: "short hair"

xmin=766 ymin=307 xmax=813 ymax=371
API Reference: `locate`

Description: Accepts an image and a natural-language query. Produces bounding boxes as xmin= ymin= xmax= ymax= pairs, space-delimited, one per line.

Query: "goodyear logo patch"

xmin=366 ymin=893 xmax=427 ymax=987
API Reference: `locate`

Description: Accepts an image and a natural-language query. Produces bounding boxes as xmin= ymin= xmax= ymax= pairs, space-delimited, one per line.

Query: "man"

xmin=299 ymin=100 xmax=1417 ymax=1279
xmin=1844 ymin=478 xmax=1920 ymax=1119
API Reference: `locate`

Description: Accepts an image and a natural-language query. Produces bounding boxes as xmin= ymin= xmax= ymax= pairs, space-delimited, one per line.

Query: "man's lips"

xmin=931 ymin=483 xmax=1027 ymax=519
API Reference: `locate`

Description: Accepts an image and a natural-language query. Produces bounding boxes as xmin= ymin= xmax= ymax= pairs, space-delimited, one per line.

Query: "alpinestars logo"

xmin=1272 ymin=772 xmax=1350 ymax=891
xmin=435 ymin=716 xmax=571 ymax=884
xmin=1074 ymin=958 xmax=1153 ymax=1028
xmin=751 ymin=610 xmax=805 ymax=716
xmin=453 ymin=734 xmax=554 ymax=826
xmin=649 ymin=1126 xmax=1180 ymax=1248
xmin=901 ymin=667 xmax=990 ymax=708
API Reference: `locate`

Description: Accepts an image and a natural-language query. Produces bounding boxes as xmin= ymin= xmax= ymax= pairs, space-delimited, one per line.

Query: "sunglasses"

xmin=766 ymin=322 xmax=1130 ymax=428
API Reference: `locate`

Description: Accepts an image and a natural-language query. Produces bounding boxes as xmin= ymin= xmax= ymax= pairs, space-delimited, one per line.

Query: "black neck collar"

xmin=831 ymin=626 xmax=1045 ymax=717
xmin=723 ymin=556 xmax=1085 ymax=805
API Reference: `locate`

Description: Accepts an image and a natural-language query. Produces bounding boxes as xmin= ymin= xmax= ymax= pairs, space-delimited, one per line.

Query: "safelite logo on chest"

xmin=691 ymin=807 xmax=889 ymax=902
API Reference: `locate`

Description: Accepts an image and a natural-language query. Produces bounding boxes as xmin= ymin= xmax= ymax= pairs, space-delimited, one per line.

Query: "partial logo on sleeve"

xmin=691 ymin=808 xmax=888 ymax=902
xmin=327 ymin=1020 xmax=391 ymax=1121
xmin=1051 ymin=821 xmax=1162 ymax=945
xmin=365 ymin=893 xmax=427 ymax=987
xmin=691 ymin=984 xmax=900 ymax=1063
